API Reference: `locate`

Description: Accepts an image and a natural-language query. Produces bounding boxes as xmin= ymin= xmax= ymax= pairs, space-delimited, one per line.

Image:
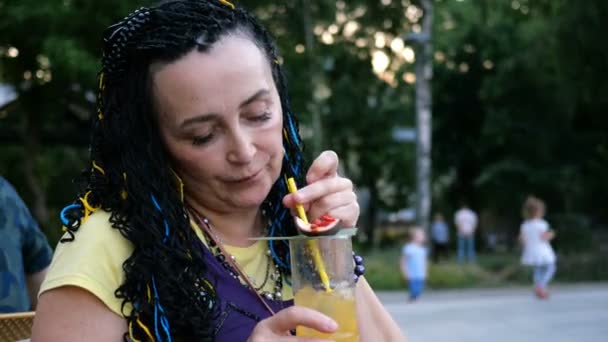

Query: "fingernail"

xmin=325 ymin=319 xmax=338 ymax=331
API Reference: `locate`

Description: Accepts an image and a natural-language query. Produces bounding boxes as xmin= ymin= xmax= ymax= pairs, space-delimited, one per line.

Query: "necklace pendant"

xmin=263 ymin=292 xmax=274 ymax=301
xmin=274 ymin=291 xmax=282 ymax=300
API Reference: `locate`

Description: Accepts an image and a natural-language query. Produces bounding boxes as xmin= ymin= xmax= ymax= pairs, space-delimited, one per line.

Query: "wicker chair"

xmin=0 ymin=311 xmax=35 ymax=342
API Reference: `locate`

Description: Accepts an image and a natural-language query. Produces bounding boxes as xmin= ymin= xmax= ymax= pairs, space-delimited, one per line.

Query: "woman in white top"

xmin=519 ymin=196 xmax=556 ymax=299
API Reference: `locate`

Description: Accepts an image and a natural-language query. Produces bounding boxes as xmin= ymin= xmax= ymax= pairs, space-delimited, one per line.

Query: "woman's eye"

xmin=192 ymin=134 xmax=213 ymax=146
xmin=251 ymin=112 xmax=271 ymax=122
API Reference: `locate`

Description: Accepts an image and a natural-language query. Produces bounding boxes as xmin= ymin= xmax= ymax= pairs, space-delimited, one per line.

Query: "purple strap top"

xmin=199 ymin=243 xmax=294 ymax=341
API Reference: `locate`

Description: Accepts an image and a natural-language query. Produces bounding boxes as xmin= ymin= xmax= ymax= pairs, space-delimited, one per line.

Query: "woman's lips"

xmin=226 ymin=168 xmax=262 ymax=183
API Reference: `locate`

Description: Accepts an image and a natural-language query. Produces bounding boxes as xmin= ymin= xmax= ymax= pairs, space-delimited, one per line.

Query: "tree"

xmin=0 ymin=0 xmax=154 ymax=239
xmin=2 ymin=0 xmax=607 ymax=245
xmin=431 ymin=0 xmax=608 ymax=239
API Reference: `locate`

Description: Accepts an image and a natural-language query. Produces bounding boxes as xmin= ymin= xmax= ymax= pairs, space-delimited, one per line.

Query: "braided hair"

xmin=60 ymin=1 xmax=305 ymax=340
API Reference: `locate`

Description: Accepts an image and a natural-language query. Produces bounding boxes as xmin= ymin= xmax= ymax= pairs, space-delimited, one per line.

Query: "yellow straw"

xmin=286 ymin=177 xmax=332 ymax=292
xmin=287 ymin=178 xmax=309 ymax=225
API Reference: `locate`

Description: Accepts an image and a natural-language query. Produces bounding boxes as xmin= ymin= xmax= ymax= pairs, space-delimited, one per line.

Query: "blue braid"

xmin=266 ymin=112 xmax=304 ymax=274
xmin=269 ymin=208 xmax=290 ymax=270
xmin=275 ymin=178 xmax=291 ymax=250
xmin=60 ymin=203 xmax=82 ymax=225
xmin=152 ymin=276 xmax=173 ymax=342
xmin=273 ymin=179 xmax=287 ymax=216
xmin=289 ymin=161 xmax=300 ymax=176
xmin=149 ymin=195 xmax=172 ymax=341
xmin=160 ymin=313 xmax=171 ymax=342
xmin=281 ymin=150 xmax=301 ymax=184
xmin=150 ymin=194 xmax=170 ymax=243
xmin=153 ymin=292 xmax=160 ymax=341
xmin=282 ymin=144 xmax=295 ymax=174
xmin=286 ymin=114 xmax=301 ymax=146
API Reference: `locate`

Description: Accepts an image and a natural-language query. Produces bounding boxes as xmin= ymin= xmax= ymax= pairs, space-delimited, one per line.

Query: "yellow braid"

xmin=98 ymin=73 xmax=105 ymax=120
xmin=92 ymin=160 xmax=106 ymax=175
xmin=121 ymin=172 xmax=128 ymax=200
xmin=219 ymin=0 xmax=235 ymax=10
xmin=79 ymin=191 xmax=100 ymax=223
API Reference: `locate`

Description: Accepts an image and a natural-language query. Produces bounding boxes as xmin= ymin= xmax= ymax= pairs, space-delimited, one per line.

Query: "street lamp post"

xmin=406 ymin=0 xmax=433 ymax=234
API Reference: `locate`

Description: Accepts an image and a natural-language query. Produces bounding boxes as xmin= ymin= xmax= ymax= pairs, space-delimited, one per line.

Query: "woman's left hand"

xmin=282 ymin=150 xmax=359 ymax=228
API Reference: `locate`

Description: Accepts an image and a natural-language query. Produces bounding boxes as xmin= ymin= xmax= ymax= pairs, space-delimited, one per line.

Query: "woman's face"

xmin=152 ymin=34 xmax=284 ymax=212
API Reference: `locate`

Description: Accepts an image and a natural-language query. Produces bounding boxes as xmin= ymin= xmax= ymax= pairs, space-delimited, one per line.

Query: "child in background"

xmin=430 ymin=213 xmax=450 ymax=263
xmin=519 ymin=196 xmax=556 ymax=299
xmin=401 ymin=227 xmax=428 ymax=302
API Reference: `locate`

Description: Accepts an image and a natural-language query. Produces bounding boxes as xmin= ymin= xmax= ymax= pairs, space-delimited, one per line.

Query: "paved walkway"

xmin=378 ymin=284 xmax=608 ymax=342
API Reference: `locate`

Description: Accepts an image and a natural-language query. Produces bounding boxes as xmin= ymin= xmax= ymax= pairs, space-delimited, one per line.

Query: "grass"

xmin=360 ymin=246 xmax=608 ymax=290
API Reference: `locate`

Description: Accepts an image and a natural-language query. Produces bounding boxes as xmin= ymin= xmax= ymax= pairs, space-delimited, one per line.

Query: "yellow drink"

xmin=294 ymin=287 xmax=359 ymax=341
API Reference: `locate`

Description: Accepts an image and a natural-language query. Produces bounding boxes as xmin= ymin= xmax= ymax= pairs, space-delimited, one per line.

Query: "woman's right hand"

xmin=248 ymin=306 xmax=338 ymax=342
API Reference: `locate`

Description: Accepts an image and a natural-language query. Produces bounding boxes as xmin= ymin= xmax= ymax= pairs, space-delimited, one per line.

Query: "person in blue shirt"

xmin=0 ymin=176 xmax=52 ymax=312
xmin=400 ymin=227 xmax=428 ymax=302
xmin=431 ymin=213 xmax=450 ymax=263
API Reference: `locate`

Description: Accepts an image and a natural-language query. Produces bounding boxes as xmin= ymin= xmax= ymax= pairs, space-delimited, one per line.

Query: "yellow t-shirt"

xmin=40 ymin=211 xmax=293 ymax=316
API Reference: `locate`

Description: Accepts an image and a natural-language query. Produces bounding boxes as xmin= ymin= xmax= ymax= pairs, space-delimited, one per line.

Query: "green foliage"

xmin=427 ymin=263 xmax=491 ymax=288
xmin=0 ymin=0 xmax=154 ymax=238
xmin=362 ymin=247 xmax=522 ymax=290
xmin=363 ymin=248 xmax=407 ymax=290
xmin=363 ymin=247 xmax=608 ymax=290
xmin=557 ymin=253 xmax=608 ymax=282
xmin=431 ymin=0 xmax=608 ymax=233
xmin=1 ymin=145 xmax=88 ymax=244
xmin=551 ymin=214 xmax=597 ymax=254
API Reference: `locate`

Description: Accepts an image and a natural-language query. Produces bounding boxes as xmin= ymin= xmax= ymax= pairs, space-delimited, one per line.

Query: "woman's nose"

xmin=226 ymin=129 xmax=255 ymax=163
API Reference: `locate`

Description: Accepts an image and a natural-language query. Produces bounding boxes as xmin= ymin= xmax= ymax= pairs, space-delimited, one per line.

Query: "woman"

xmin=32 ymin=1 xmax=404 ymax=341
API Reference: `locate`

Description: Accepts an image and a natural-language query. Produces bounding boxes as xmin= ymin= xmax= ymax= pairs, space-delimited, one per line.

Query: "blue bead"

xmin=355 ymin=265 xmax=365 ymax=275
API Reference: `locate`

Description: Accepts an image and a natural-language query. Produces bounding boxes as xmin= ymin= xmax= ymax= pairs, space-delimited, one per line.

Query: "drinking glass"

xmin=289 ymin=234 xmax=359 ymax=341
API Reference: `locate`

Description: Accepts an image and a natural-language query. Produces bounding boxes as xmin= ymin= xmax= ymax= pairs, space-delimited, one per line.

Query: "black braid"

xmin=60 ymin=1 xmax=305 ymax=340
xmin=101 ymin=7 xmax=153 ymax=76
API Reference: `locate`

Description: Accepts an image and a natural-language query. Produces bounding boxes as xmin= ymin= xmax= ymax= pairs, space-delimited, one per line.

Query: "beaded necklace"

xmin=188 ymin=207 xmax=284 ymax=314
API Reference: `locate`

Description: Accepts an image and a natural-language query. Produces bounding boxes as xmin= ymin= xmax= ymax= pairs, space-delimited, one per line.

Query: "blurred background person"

xmin=520 ymin=196 xmax=556 ymax=299
xmin=0 ymin=176 xmax=52 ymax=313
xmin=400 ymin=227 xmax=428 ymax=302
xmin=454 ymin=203 xmax=478 ymax=263
xmin=430 ymin=213 xmax=450 ymax=263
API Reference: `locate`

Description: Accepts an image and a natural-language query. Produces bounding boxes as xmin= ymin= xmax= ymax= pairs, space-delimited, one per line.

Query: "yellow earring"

xmin=170 ymin=169 xmax=184 ymax=202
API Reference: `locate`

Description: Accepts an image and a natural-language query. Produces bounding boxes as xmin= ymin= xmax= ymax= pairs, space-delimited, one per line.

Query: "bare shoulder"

xmin=32 ymin=286 xmax=127 ymax=342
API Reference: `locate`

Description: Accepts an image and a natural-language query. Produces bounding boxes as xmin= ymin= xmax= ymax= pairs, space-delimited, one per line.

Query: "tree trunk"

xmin=415 ymin=0 xmax=433 ymax=233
